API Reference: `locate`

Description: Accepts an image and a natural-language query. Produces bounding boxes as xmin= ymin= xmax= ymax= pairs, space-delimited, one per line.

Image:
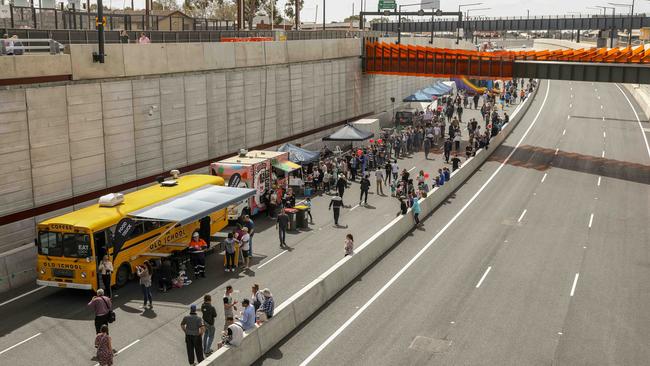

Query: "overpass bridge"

xmin=371 ymin=14 xmax=650 ymax=34
xmin=364 ymin=42 xmax=650 ymax=84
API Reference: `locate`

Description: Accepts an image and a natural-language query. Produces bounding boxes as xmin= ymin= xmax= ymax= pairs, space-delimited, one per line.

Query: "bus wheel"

xmin=115 ymin=263 xmax=131 ymax=288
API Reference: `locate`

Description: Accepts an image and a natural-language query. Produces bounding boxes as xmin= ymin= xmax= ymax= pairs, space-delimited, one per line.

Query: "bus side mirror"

xmin=34 ymin=238 xmax=38 ymax=247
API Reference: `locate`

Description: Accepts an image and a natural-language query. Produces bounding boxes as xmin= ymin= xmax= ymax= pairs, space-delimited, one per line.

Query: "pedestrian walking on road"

xmin=384 ymin=161 xmax=392 ymax=185
xmin=181 ymin=304 xmax=205 ymax=365
xmin=344 ymin=234 xmax=354 ymax=257
xmin=451 ymin=154 xmax=462 ymax=171
xmin=97 ymin=255 xmax=113 ymax=298
xmin=423 ymin=137 xmax=431 ymax=160
xmin=223 ymin=286 xmax=238 ymax=330
xmin=136 ymin=261 xmax=153 ymax=309
xmin=201 ymin=294 xmax=217 ymax=355
xmin=375 ymin=168 xmax=385 ymax=195
xmin=276 ymin=209 xmax=289 ymax=247
xmin=305 ymin=197 xmax=314 ymax=223
xmin=94 ymin=324 xmax=113 ymax=366
xmin=336 ymin=173 xmax=347 ymax=201
xmin=359 ymin=174 xmax=371 ymax=206
xmin=88 ymin=288 xmax=113 ymax=334
xmin=444 ymin=138 xmax=452 ymax=163
xmin=329 ymin=194 xmax=344 ymax=227
xmin=412 ymin=193 xmax=422 ymax=227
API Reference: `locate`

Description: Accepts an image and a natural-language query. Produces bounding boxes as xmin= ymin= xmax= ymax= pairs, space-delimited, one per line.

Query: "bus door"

xmin=93 ymin=230 xmax=109 ymax=288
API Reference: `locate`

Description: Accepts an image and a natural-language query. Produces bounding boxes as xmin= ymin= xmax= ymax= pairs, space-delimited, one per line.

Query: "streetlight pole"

xmin=397 ymin=2 xmax=422 ymax=44
xmin=596 ymin=6 xmax=616 ymax=47
xmin=609 ymin=1 xmax=635 ymax=46
xmin=322 ymin=0 xmax=325 ymax=31
xmin=457 ymin=2 xmax=482 ymax=44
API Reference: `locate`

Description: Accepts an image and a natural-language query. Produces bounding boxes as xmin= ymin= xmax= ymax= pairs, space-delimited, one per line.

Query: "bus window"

xmin=38 ymin=231 xmax=90 ymax=258
xmin=143 ymin=220 xmax=162 ymax=232
xmin=127 ymin=222 xmax=144 ymax=240
xmin=38 ymin=231 xmax=61 ymax=256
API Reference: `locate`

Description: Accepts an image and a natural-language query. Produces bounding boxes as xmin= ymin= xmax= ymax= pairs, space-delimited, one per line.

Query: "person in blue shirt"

xmin=438 ymin=169 xmax=445 ymax=186
xmin=443 ymin=167 xmax=451 ymax=182
xmin=237 ymin=299 xmax=256 ymax=331
xmin=411 ymin=193 xmax=421 ymax=227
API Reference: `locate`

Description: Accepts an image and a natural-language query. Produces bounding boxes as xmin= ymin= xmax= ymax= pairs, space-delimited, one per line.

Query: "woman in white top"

xmin=240 ymin=227 xmax=251 ymax=269
xmin=97 ymin=255 xmax=114 ymax=298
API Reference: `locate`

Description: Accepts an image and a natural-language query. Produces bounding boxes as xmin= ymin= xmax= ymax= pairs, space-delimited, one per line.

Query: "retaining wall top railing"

xmin=0 ymin=38 xmax=64 ymax=54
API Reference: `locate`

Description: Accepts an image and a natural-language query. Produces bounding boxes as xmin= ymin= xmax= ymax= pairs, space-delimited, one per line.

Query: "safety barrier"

xmin=200 ymin=80 xmax=541 ymax=365
xmin=0 ymin=38 xmax=64 ymax=54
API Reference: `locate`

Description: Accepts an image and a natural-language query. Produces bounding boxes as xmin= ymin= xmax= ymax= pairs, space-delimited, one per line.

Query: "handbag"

xmin=100 ymin=296 xmax=116 ymax=323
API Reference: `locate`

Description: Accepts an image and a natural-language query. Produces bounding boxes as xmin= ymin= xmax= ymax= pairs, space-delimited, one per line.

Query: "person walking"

xmin=224 ymin=233 xmax=237 ymax=272
xmin=88 ymin=288 xmax=113 ymax=334
xmin=189 ymin=232 xmax=207 ymax=278
xmin=336 ymin=173 xmax=347 ymax=201
xmin=443 ymin=138 xmax=452 ymax=163
xmin=412 ymin=193 xmax=422 ymax=227
xmin=391 ymin=160 xmax=399 ymax=182
xmin=451 ymin=154 xmax=462 ymax=171
xmin=329 ymin=194 xmax=344 ymax=227
xmin=423 ymin=137 xmax=431 ymax=160
xmin=276 ymin=209 xmax=289 ymax=248
xmin=97 ymin=255 xmax=113 ymax=298
xmin=240 ymin=227 xmax=251 ymax=269
xmin=374 ymin=168 xmax=385 ymax=195
xmin=359 ymin=174 xmax=370 ymax=206
xmin=136 ymin=261 xmax=153 ymax=309
xmin=243 ymin=215 xmax=255 ymax=257
xmin=201 ymin=294 xmax=218 ymax=355
xmin=384 ymin=161 xmax=392 ymax=185
xmin=344 ymin=234 xmax=354 ymax=257
xmin=304 ymin=196 xmax=313 ymax=223
xmin=94 ymin=324 xmax=113 ymax=366
xmin=223 ymin=286 xmax=238 ymax=330
xmin=181 ymin=304 xmax=205 ymax=365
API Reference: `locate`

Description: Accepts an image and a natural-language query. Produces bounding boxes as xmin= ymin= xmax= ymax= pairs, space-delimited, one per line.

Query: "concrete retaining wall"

xmin=0 ymin=54 xmax=72 ymax=80
xmin=623 ymin=84 xmax=650 ymax=121
xmin=201 ymin=82 xmax=541 ymax=366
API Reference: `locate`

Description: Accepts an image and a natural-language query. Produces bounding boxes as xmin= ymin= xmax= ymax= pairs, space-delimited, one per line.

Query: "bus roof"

xmin=38 ymin=175 xmax=224 ymax=231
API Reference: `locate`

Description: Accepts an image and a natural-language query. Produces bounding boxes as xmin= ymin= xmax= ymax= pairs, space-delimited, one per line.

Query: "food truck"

xmin=210 ymin=150 xmax=300 ymax=220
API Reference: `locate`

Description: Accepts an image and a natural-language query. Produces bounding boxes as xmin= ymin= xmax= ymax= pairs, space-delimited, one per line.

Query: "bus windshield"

xmin=38 ymin=231 xmax=91 ymax=258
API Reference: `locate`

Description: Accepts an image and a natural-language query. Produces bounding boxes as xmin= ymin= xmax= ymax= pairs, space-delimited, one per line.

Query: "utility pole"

xmin=323 ymin=0 xmax=325 ymax=30
xmin=295 ymin=0 xmax=300 ymax=30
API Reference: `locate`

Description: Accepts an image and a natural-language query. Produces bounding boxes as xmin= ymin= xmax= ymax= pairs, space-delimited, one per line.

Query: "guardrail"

xmin=0 ymin=37 xmax=64 ymax=54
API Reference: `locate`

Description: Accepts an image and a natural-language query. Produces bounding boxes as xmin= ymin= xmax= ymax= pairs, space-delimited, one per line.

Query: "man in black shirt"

xmin=359 ymin=174 xmax=371 ymax=206
xmin=201 ymin=294 xmax=218 ymax=355
xmin=276 ymin=209 xmax=289 ymax=247
xmin=329 ymin=194 xmax=344 ymax=227
xmin=451 ymin=154 xmax=462 ymax=171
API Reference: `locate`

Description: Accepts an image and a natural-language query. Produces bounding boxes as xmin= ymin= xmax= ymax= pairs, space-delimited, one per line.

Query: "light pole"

xmin=608 ymin=1 xmax=635 ymax=46
xmin=587 ymin=6 xmax=606 ymax=16
xmin=465 ymin=7 xmax=490 ymax=41
xmin=457 ymin=2 xmax=483 ymax=44
xmin=397 ymin=2 xmax=422 ymax=44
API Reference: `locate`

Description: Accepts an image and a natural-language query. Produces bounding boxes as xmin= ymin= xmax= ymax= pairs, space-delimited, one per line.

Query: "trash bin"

xmin=284 ymin=208 xmax=298 ymax=231
xmin=294 ymin=205 xmax=308 ymax=229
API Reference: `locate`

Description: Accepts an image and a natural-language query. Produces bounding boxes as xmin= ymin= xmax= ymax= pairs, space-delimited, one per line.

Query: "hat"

xmin=190 ymin=304 xmax=197 ymax=312
xmin=192 ymin=232 xmax=199 ymax=238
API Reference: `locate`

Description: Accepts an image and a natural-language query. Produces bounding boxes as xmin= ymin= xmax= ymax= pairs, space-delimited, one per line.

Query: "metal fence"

xmin=0 ymin=28 xmax=387 ymax=44
xmin=0 ymin=5 xmax=235 ymax=31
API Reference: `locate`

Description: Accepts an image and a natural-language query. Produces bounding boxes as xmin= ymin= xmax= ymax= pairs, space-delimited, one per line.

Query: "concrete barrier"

xmin=0 ymin=243 xmax=37 ymax=292
xmin=0 ymin=54 xmax=72 ymax=81
xmin=201 ymin=81 xmax=541 ymax=366
xmin=622 ymin=84 xmax=650 ymax=121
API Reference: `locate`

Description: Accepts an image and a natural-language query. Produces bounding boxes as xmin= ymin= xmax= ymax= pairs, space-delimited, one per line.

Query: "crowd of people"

xmin=84 ymin=78 xmax=535 ymax=365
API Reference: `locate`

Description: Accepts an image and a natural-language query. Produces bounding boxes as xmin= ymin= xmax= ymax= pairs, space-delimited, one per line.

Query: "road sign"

xmin=378 ymin=0 xmax=397 ymax=11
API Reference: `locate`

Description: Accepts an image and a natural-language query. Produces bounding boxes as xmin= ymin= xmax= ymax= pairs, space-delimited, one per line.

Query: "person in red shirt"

xmin=189 ymin=232 xmax=207 ymax=278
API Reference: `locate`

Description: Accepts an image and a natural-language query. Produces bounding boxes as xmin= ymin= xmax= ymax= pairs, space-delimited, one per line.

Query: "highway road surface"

xmin=254 ymin=80 xmax=650 ymax=366
xmin=0 ymin=103 xmax=509 ymax=365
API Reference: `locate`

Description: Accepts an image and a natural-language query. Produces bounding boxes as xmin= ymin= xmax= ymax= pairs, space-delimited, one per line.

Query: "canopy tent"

xmin=271 ymin=159 xmax=302 ymax=172
xmin=421 ymin=81 xmax=453 ymax=96
xmin=403 ymin=90 xmax=435 ymax=102
xmin=277 ymin=143 xmax=320 ymax=164
xmin=322 ymin=124 xmax=374 ymax=141
xmin=128 ymin=185 xmax=256 ymax=225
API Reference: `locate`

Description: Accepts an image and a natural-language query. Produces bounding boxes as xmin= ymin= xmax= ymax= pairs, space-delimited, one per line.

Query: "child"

xmin=398 ymin=196 xmax=408 ymax=215
xmin=305 ymin=197 xmax=313 ymax=224
xmin=344 ymin=234 xmax=354 ymax=257
xmin=390 ymin=180 xmax=397 ymax=197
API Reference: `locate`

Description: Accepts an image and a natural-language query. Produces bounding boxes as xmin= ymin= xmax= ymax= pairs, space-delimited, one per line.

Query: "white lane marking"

xmin=562 ymin=129 xmax=566 ymax=136
xmin=0 ymin=286 xmax=46 ymax=307
xmin=475 ymin=266 xmax=492 ymax=288
xmin=541 ymin=173 xmax=547 ymax=183
xmin=588 ymin=213 xmax=594 ymax=228
xmin=571 ymin=94 xmax=574 ymax=98
xmin=597 ymin=176 xmax=601 ymax=186
xmin=603 ymin=131 xmax=606 ymax=138
xmin=570 ymin=273 xmax=580 ymax=297
xmin=94 ymin=339 xmax=141 ymax=366
xmin=597 ymin=96 xmax=601 ymax=100
xmin=614 ymin=84 xmax=650 ymax=160
xmin=0 ymin=333 xmax=41 ymax=356
xmin=555 ymin=148 xmax=559 ymax=155
xmin=257 ymin=250 xmax=289 ymax=269
xmin=595 ymin=88 xmax=598 ymax=92
xmin=517 ymin=209 xmax=527 ymax=223
xmin=297 ymin=82 xmax=552 ymax=366
xmin=601 ymin=150 xmax=605 ymax=158
xmin=569 ymin=103 xmax=572 ymax=108
xmin=350 ymin=204 xmax=360 ymax=211
xmin=570 ymin=87 xmax=573 ymax=91
xmin=567 ymin=115 xmax=570 ymax=120
xmin=408 ymin=166 xmax=416 ymax=172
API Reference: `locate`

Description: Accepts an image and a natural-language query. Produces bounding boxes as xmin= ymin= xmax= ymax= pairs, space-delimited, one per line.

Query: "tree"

xmin=261 ymin=0 xmax=282 ymax=26
xmin=344 ymin=15 xmax=360 ymax=22
xmin=152 ymin=0 xmax=180 ymax=11
xmin=213 ymin=0 xmax=236 ymax=19
xmin=284 ymin=0 xmax=304 ymax=26
xmin=183 ymin=0 xmax=213 ymax=18
xmin=243 ymin=0 xmax=264 ymax=30
xmin=369 ymin=17 xmax=390 ymax=24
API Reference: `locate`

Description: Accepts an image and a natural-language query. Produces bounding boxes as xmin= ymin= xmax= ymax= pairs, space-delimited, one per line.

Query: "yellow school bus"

xmin=36 ymin=174 xmax=254 ymax=290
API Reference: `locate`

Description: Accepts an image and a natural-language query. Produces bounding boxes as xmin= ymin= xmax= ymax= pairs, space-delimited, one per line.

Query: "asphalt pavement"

xmin=0 ymin=102 xmax=510 ymax=365
xmin=253 ymin=80 xmax=650 ymax=366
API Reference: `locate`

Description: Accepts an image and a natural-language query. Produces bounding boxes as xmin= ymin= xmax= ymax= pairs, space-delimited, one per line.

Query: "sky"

xmin=114 ymin=0 xmax=650 ymax=23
